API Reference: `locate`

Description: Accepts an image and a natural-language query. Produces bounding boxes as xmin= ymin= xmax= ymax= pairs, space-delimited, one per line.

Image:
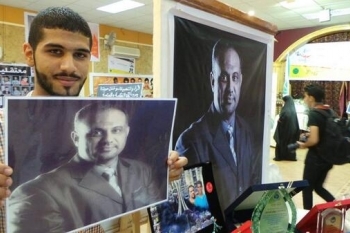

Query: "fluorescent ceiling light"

xmin=97 ymin=0 xmax=144 ymax=14
xmin=279 ymin=0 xmax=317 ymax=10
xmin=319 ymin=9 xmax=330 ymax=22
xmin=303 ymin=8 xmax=350 ymax=20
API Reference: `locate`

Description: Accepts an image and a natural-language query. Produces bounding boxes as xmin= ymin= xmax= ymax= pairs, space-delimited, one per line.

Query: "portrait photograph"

xmin=172 ymin=16 xmax=267 ymax=213
xmin=5 ymin=97 xmax=176 ymax=233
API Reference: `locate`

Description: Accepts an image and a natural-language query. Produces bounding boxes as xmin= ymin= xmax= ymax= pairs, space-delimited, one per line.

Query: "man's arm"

xmin=9 ymin=183 xmax=65 ymax=233
xmin=297 ymin=125 xmax=319 ymax=149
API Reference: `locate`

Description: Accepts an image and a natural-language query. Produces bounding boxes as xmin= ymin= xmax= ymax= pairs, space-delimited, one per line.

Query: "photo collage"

xmin=148 ymin=163 xmax=225 ymax=233
xmin=0 ymin=64 xmax=34 ymax=97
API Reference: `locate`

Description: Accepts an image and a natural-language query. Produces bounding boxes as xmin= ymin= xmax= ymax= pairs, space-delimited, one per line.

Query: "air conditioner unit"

xmin=111 ymin=45 xmax=141 ymax=58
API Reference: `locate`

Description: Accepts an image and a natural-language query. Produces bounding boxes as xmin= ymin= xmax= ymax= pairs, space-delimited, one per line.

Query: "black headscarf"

xmin=273 ymin=95 xmax=300 ymax=144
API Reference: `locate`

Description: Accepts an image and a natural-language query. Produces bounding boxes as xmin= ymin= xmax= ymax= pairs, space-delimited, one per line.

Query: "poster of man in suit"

xmin=6 ymin=98 xmax=176 ymax=232
xmin=173 ymin=16 xmax=267 ymax=213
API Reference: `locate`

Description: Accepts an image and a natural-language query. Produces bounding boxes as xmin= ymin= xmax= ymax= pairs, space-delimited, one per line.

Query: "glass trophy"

xmin=316 ymin=207 xmax=345 ymax=233
xmin=251 ymin=188 xmax=296 ymax=233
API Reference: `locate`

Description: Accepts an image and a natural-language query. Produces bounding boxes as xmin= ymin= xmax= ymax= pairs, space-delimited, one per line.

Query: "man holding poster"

xmin=0 ymin=6 xmax=187 ymax=233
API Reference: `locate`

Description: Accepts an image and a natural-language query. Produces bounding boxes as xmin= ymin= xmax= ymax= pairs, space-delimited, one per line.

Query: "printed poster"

xmin=172 ymin=16 xmax=266 ymax=213
xmin=5 ymin=97 xmax=176 ymax=233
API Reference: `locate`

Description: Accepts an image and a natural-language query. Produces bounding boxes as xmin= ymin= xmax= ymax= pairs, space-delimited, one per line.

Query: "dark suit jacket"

xmin=8 ymin=155 xmax=162 ymax=233
xmin=175 ymin=104 xmax=261 ymax=212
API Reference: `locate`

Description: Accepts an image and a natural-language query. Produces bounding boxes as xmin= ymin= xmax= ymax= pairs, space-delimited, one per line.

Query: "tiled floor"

xmin=269 ymin=146 xmax=350 ymax=209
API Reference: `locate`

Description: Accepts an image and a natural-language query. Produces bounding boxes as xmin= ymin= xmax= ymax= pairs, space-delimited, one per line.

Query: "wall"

xmin=274 ymin=25 xmax=327 ymax=61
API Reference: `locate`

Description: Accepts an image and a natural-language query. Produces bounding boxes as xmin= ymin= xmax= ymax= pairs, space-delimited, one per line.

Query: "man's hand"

xmin=167 ymin=151 xmax=188 ymax=182
xmin=0 ymin=163 xmax=13 ymax=206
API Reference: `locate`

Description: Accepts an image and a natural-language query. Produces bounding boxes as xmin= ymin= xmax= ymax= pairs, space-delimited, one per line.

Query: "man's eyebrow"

xmin=43 ymin=43 xmax=90 ymax=53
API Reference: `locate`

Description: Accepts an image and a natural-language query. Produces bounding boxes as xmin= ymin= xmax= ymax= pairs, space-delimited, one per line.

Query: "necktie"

xmin=102 ymin=168 xmax=122 ymax=196
xmin=227 ymin=125 xmax=237 ymax=165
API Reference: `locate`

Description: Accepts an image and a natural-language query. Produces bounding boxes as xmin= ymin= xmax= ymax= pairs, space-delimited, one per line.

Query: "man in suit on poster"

xmin=175 ymin=39 xmax=260 ymax=212
xmin=8 ymin=102 xmax=162 ymax=233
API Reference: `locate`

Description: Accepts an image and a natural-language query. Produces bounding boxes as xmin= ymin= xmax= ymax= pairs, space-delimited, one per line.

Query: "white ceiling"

xmin=1 ymin=0 xmax=350 ymax=35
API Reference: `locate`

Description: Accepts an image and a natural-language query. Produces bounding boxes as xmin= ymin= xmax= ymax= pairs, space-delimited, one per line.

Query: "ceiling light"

xmin=319 ymin=9 xmax=330 ymax=22
xmin=279 ymin=0 xmax=316 ymax=10
xmin=97 ymin=0 xmax=144 ymax=14
xmin=248 ymin=10 xmax=255 ymax=16
xmin=303 ymin=8 xmax=350 ymax=20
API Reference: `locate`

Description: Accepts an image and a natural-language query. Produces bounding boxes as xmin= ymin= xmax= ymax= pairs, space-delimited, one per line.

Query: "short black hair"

xmin=195 ymin=180 xmax=203 ymax=187
xmin=212 ymin=39 xmax=242 ymax=71
xmin=304 ymin=84 xmax=324 ymax=102
xmin=29 ymin=7 xmax=92 ymax=51
xmin=74 ymin=102 xmax=130 ymax=130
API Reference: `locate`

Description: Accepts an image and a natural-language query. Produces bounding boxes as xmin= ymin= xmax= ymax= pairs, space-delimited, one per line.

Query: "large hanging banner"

xmin=288 ymin=41 xmax=350 ymax=81
xmin=172 ymin=16 xmax=267 ymax=213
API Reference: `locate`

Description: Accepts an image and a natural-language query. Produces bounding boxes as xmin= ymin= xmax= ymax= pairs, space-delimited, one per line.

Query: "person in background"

xmin=273 ymin=95 xmax=300 ymax=161
xmin=21 ymin=87 xmax=29 ymax=96
xmin=12 ymin=87 xmax=21 ymax=96
xmin=143 ymin=78 xmax=150 ymax=90
xmin=130 ymin=78 xmax=135 ymax=83
xmin=2 ymin=76 xmax=11 ymax=85
xmin=123 ymin=77 xmax=129 ymax=83
xmin=0 ymin=6 xmax=187 ymax=233
xmin=186 ymin=184 xmax=196 ymax=210
xmin=20 ymin=77 xmax=29 ymax=86
xmin=175 ymin=39 xmax=259 ymax=212
xmin=11 ymin=76 xmax=20 ymax=85
xmin=2 ymin=86 xmax=11 ymax=95
xmin=113 ymin=77 xmax=118 ymax=84
xmin=194 ymin=180 xmax=209 ymax=210
xmin=296 ymin=84 xmax=335 ymax=210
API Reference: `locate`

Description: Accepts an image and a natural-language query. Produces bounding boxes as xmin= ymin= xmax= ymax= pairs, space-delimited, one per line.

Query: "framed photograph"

xmin=148 ymin=162 xmax=225 ymax=233
xmin=5 ymin=97 xmax=177 ymax=233
xmin=24 ymin=12 xmax=37 ymax=42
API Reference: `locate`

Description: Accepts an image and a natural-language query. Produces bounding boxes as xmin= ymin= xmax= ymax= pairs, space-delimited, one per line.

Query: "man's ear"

xmin=210 ymin=71 xmax=215 ymax=91
xmin=71 ymin=131 xmax=79 ymax=147
xmin=23 ymin=43 xmax=34 ymax=67
xmin=126 ymin=126 xmax=130 ymax=137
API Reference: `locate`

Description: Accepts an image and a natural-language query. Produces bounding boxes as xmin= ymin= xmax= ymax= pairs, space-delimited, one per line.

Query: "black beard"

xmin=34 ymin=66 xmax=84 ymax=97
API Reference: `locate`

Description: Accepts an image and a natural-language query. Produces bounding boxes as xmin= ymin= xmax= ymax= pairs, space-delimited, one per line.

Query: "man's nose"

xmin=103 ymin=132 xmax=114 ymax=143
xmin=60 ymin=54 xmax=77 ymax=73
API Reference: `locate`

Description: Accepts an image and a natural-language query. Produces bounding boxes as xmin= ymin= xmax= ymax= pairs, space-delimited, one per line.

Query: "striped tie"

xmin=227 ymin=125 xmax=237 ymax=165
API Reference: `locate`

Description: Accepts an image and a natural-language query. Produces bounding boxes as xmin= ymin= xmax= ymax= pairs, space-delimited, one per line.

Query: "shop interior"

xmin=1 ymin=0 xmax=350 ymax=232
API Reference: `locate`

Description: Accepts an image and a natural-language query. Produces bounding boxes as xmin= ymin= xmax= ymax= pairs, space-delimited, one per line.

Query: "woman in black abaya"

xmin=273 ymin=95 xmax=300 ymax=161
